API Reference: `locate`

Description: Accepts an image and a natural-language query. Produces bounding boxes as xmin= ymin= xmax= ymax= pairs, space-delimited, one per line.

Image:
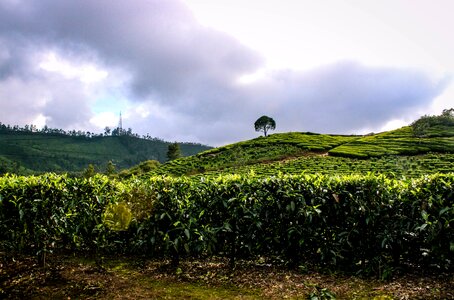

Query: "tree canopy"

xmin=167 ymin=143 xmax=181 ymax=161
xmin=254 ymin=116 xmax=276 ymax=137
xmin=411 ymin=108 xmax=454 ymax=137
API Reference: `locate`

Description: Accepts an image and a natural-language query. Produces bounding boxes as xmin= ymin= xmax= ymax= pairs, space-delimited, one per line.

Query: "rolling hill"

xmin=3 ymin=112 xmax=454 ymax=177
xmin=126 ymin=124 xmax=454 ymax=178
xmin=0 ymin=130 xmax=211 ymax=174
xmin=329 ymin=124 xmax=454 ymax=157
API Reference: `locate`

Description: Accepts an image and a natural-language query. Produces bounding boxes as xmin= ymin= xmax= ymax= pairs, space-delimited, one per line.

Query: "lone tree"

xmin=167 ymin=142 xmax=181 ymax=161
xmin=254 ymin=115 xmax=276 ymax=137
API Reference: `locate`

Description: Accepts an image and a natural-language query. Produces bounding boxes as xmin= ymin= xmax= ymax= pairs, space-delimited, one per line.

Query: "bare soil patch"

xmin=1 ymin=254 xmax=453 ymax=299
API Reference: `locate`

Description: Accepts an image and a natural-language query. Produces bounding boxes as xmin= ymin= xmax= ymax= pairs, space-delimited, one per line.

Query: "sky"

xmin=0 ymin=0 xmax=453 ymax=146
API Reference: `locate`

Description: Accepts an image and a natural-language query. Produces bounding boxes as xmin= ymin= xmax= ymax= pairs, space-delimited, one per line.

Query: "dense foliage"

xmin=167 ymin=143 xmax=182 ymax=161
xmin=1 ymin=173 xmax=452 ymax=278
xmin=411 ymin=108 xmax=454 ymax=137
xmin=2 ymin=114 xmax=454 ymax=280
xmin=0 ymin=130 xmax=210 ymax=175
xmin=254 ymin=115 xmax=276 ymax=137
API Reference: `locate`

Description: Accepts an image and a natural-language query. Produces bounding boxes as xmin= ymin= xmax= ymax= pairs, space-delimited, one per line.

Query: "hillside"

xmin=0 ymin=130 xmax=211 ymax=174
xmin=329 ymin=125 xmax=454 ymax=157
xmin=131 ymin=123 xmax=454 ymax=178
xmin=135 ymin=132 xmax=358 ymax=176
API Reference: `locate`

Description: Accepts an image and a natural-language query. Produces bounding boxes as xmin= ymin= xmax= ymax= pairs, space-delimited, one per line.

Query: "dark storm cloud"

xmin=264 ymin=62 xmax=448 ymax=134
xmin=0 ymin=38 xmax=36 ymax=80
xmin=0 ymin=0 xmax=448 ymax=145
xmin=157 ymin=62 xmax=448 ymax=145
xmin=0 ymin=0 xmax=262 ymax=99
xmin=0 ymin=0 xmax=262 ymax=134
xmin=0 ymin=73 xmax=93 ymax=129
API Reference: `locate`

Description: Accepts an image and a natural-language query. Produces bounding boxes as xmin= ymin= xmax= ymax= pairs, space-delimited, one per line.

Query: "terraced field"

xmin=133 ymin=125 xmax=454 ymax=178
xmin=329 ymin=125 xmax=454 ymax=158
xmin=198 ymin=153 xmax=454 ymax=178
xmin=143 ymin=132 xmax=360 ymax=176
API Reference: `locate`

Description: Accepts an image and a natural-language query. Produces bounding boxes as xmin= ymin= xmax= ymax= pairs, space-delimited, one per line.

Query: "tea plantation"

xmin=329 ymin=125 xmax=454 ymax=158
xmin=125 ymin=125 xmax=454 ymax=178
xmin=199 ymin=153 xmax=454 ymax=178
xmin=1 ymin=173 xmax=453 ymax=279
xmin=1 ymin=121 xmax=453 ymax=293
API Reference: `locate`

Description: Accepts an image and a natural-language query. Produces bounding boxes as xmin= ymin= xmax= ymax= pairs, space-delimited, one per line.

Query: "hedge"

xmin=0 ymin=173 xmax=452 ymax=277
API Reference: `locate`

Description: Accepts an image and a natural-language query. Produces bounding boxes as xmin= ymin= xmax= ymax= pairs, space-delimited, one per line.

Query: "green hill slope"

xmin=196 ymin=153 xmax=454 ymax=178
xmin=329 ymin=125 xmax=454 ymax=158
xmin=142 ymin=132 xmax=359 ymax=176
xmin=0 ymin=131 xmax=211 ymax=174
xmin=132 ymin=123 xmax=454 ymax=178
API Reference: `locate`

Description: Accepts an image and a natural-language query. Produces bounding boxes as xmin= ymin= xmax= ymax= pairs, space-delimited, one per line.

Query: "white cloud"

xmin=89 ymin=112 xmax=118 ymax=130
xmin=0 ymin=77 xmax=49 ymax=126
xmin=32 ymin=114 xmax=47 ymax=129
xmin=186 ymin=0 xmax=454 ymax=74
xmin=0 ymin=0 xmax=452 ymax=146
xmin=428 ymin=82 xmax=454 ymax=115
xmin=379 ymin=119 xmax=409 ymax=133
xmin=39 ymin=51 xmax=108 ymax=84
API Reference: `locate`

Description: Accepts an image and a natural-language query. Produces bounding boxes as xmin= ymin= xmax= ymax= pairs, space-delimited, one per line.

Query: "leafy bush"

xmin=0 ymin=173 xmax=453 ymax=276
xmin=103 ymin=202 xmax=132 ymax=231
xmin=411 ymin=109 xmax=454 ymax=137
xmin=118 ymin=160 xmax=160 ymax=178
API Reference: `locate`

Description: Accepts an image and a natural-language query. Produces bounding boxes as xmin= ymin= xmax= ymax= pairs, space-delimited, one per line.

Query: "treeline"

xmin=0 ymin=122 xmax=209 ymax=147
xmin=411 ymin=108 xmax=454 ymax=137
xmin=1 ymin=122 xmax=104 ymax=138
xmin=0 ymin=122 xmax=157 ymax=140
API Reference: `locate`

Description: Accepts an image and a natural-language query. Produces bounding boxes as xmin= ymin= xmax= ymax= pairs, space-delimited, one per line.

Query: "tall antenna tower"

xmin=118 ymin=111 xmax=123 ymax=134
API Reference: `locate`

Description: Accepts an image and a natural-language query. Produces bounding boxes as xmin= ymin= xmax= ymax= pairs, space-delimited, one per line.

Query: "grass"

xmin=135 ymin=280 xmax=259 ymax=299
xmin=2 ymin=255 xmax=452 ymax=299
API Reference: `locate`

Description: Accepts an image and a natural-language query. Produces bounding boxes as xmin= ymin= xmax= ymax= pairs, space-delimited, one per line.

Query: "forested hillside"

xmin=0 ymin=124 xmax=211 ymax=174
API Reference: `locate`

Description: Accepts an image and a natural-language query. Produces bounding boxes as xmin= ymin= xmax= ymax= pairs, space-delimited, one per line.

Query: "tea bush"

xmin=1 ymin=173 xmax=452 ymax=276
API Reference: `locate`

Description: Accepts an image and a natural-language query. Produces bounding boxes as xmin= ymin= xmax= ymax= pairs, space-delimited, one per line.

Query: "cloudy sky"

xmin=1 ymin=0 xmax=453 ymax=146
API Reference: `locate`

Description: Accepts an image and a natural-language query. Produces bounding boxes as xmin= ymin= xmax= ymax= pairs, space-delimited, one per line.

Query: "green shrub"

xmin=0 ymin=173 xmax=453 ymax=275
